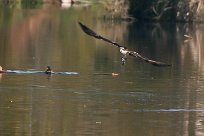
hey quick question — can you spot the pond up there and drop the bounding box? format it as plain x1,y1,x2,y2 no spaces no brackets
0,1,204,136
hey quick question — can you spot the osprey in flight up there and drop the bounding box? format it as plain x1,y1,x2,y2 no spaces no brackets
78,22,171,67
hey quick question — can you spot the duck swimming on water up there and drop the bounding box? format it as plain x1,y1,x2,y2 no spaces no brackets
0,66,6,73
45,66,53,74
78,22,171,67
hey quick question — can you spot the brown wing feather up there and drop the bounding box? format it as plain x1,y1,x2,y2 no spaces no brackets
79,22,171,67
129,51,171,67
78,22,125,48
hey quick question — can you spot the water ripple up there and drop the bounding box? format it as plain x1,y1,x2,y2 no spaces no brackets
134,109,204,112
5,70,79,75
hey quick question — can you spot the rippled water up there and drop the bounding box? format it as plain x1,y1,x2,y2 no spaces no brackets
0,1,204,136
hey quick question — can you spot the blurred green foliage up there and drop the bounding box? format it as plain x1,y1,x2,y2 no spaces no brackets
0,0,43,9
0,0,203,22
106,0,204,22
128,0,177,21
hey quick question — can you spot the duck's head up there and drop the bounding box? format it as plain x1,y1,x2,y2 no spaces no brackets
45,66,52,74
46,66,51,71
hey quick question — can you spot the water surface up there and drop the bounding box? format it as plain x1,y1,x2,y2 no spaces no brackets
0,2,204,136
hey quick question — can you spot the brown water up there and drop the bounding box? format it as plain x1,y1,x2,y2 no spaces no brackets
0,2,204,136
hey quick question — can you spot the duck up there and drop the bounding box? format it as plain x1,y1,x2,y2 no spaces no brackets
0,66,6,73
45,66,53,74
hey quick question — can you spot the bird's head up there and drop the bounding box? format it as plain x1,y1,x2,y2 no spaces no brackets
120,47,127,50
46,66,52,71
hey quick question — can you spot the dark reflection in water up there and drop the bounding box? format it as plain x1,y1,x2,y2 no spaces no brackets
0,2,204,136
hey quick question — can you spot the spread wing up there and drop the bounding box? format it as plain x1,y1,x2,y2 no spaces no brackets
78,22,125,48
79,22,171,67
128,51,171,67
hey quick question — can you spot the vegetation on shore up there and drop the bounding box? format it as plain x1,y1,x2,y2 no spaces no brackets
1,0,203,22
105,0,204,22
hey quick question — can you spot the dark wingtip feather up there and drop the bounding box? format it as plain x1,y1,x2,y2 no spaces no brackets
78,22,125,48
78,22,87,33
78,21,100,38
151,63,171,67
78,22,85,29
147,60,171,67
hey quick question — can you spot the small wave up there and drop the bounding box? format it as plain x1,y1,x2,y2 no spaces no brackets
54,72,79,75
32,85,47,88
134,109,204,112
5,70,79,75
6,70,43,74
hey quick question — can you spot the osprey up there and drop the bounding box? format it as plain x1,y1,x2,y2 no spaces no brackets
78,22,171,67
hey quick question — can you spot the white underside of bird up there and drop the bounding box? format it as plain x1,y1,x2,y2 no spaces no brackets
120,47,129,55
